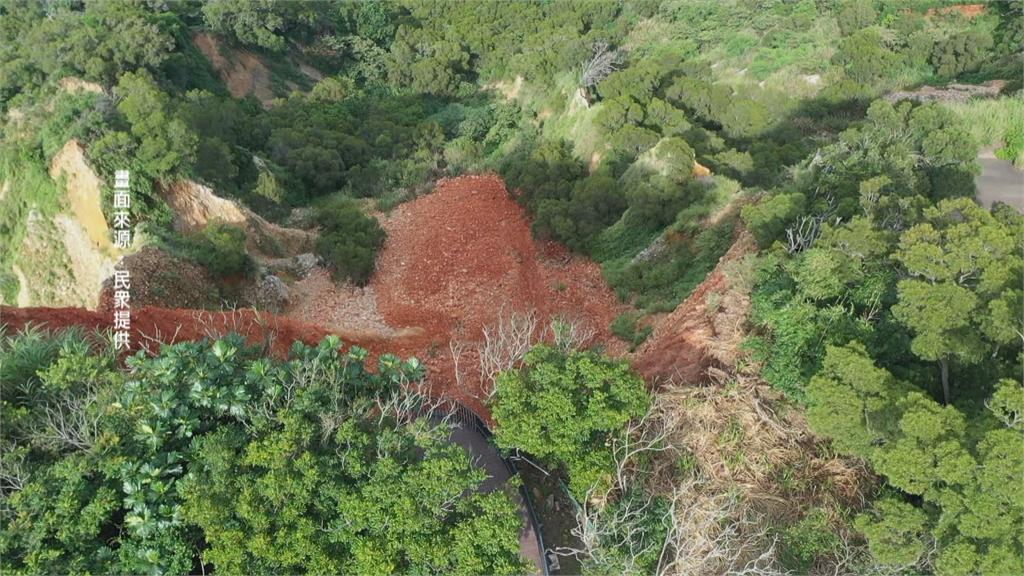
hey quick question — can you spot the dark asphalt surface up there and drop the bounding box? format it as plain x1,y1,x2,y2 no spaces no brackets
976,150,1024,211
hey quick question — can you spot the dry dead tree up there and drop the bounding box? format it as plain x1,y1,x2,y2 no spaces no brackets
374,376,450,431
35,393,101,451
656,481,784,576
0,446,28,494
611,397,679,493
545,314,597,353
137,324,183,356
785,192,838,253
551,388,814,576
553,485,669,575
449,339,468,391
579,41,622,104
188,304,280,356
458,308,598,401
549,399,680,575
478,306,538,394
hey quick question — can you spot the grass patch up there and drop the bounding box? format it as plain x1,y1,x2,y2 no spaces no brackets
603,214,738,313
0,148,64,303
610,311,653,350
589,210,662,263
946,96,1024,166
16,215,76,306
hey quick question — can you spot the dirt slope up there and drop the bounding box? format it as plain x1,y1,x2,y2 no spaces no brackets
372,174,626,349
286,174,628,413
49,139,113,251
7,175,757,413
13,139,117,309
193,32,276,106
5,175,629,415
633,228,756,384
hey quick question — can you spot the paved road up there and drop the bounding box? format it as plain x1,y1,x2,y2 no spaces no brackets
445,421,546,574
976,150,1024,211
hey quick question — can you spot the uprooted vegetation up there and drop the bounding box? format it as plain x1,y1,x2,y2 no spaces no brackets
549,375,875,576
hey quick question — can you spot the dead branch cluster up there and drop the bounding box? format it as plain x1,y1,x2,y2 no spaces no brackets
552,374,876,575
580,41,621,89
449,306,597,400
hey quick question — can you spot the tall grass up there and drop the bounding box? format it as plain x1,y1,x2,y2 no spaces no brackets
946,96,1024,166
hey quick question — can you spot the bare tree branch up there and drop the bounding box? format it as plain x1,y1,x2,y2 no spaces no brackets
478,306,539,395
580,41,621,89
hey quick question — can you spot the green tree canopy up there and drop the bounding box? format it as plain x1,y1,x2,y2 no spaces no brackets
0,331,527,575
491,344,651,497
892,198,1023,404
807,343,1024,575
314,196,387,285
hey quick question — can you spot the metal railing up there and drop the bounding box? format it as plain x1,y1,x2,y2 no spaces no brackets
442,401,551,576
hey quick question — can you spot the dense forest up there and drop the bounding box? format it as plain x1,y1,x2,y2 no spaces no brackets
1,0,1022,575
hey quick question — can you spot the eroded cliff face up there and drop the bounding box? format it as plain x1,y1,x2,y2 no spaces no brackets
632,228,757,385
50,139,112,250
12,140,118,309
160,179,315,257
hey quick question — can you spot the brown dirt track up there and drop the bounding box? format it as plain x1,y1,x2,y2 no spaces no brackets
0,305,341,358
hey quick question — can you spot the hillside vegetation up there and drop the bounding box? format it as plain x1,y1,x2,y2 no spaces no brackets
1,1,1022,575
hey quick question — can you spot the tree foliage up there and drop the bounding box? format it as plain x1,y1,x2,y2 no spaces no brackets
891,198,1023,404
807,344,1024,575
0,330,527,575
930,30,995,79
182,222,253,278
314,197,386,285
491,344,650,497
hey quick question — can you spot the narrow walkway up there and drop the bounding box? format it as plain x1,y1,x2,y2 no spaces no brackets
445,421,546,574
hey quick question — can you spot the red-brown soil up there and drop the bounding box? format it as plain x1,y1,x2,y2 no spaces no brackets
633,228,756,384
96,246,221,313
3,175,630,418
287,174,629,414
372,174,626,351
0,305,347,358
925,4,986,18
3,174,748,416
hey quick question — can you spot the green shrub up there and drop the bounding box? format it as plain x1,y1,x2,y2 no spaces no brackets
837,0,877,35
778,508,841,571
0,148,63,303
314,197,386,285
183,222,252,278
610,311,653,350
0,328,527,575
930,29,994,78
996,122,1024,167
741,192,806,247
605,214,738,313
443,136,485,175
492,344,651,498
